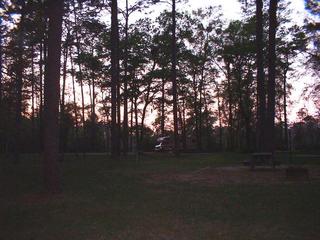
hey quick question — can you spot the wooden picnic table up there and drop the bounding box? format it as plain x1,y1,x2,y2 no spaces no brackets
244,152,280,169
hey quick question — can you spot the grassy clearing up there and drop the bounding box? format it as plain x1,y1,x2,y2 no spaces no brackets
0,152,319,240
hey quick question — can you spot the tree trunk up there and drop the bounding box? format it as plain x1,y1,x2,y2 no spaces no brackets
171,0,179,156
256,0,266,152
266,0,278,153
244,70,253,152
110,0,120,157
283,61,289,150
90,71,96,151
117,73,121,153
203,88,210,151
39,39,45,152
130,97,134,152
60,40,68,119
122,0,129,155
198,85,203,151
192,73,199,149
72,0,86,128
134,97,139,152
181,97,187,150
198,64,207,151
31,45,36,152
226,61,234,150
43,0,64,194
60,38,68,158
217,86,223,151
14,1,26,162
161,77,165,136
69,48,79,153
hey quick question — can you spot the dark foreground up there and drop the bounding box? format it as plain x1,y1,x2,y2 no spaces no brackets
1,152,320,240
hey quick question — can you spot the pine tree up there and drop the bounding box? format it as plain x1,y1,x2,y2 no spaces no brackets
43,0,64,193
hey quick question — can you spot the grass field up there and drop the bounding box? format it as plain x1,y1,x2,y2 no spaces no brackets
1,152,320,240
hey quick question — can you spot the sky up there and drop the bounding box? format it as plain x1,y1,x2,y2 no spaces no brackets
122,0,308,23
189,0,307,21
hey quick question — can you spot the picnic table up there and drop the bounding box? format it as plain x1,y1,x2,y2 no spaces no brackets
244,152,280,169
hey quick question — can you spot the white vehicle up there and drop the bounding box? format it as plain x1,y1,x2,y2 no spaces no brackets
154,136,172,151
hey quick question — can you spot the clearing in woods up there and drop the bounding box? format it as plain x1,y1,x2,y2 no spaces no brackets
1,152,320,240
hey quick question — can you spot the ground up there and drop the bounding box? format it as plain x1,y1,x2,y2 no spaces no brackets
147,165,320,186
0,152,320,240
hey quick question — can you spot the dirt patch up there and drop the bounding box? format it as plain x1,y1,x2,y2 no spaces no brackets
146,166,320,186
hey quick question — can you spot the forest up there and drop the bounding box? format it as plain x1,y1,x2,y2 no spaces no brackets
0,0,319,156
0,1,319,178
1,1,320,239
